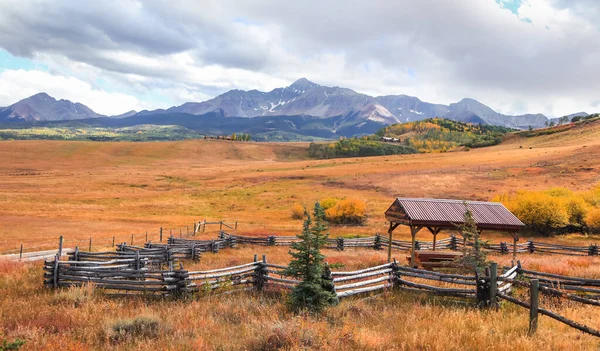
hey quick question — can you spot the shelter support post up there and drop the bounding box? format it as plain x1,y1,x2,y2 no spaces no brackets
512,235,519,262
387,222,400,262
427,227,441,251
410,226,423,267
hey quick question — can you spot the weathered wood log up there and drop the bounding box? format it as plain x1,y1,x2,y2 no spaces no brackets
497,292,600,338
332,268,393,283
334,276,391,291
396,278,475,295
336,283,391,298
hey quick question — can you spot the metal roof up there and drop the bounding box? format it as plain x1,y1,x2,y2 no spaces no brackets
385,198,525,231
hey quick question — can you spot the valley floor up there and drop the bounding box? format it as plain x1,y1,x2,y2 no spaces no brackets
0,125,600,350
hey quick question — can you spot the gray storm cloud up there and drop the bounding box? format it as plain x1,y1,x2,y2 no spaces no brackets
0,0,598,117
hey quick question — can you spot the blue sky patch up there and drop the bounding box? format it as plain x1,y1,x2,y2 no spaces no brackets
0,49,48,72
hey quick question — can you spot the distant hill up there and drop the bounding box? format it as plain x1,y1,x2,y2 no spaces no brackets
0,93,104,121
375,118,514,152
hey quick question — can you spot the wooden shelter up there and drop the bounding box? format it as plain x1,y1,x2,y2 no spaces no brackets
384,198,525,264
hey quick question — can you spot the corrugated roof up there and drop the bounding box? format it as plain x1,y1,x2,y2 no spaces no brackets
386,198,524,230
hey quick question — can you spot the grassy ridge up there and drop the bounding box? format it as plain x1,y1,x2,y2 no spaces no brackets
0,125,206,141
376,118,514,152
308,118,514,159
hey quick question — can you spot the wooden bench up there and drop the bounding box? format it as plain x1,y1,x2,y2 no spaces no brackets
406,250,463,269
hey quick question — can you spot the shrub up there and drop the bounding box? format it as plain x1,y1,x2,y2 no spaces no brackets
586,208,600,231
0,339,25,351
325,199,367,225
319,198,338,211
291,204,305,220
495,191,568,236
107,316,162,343
565,197,589,226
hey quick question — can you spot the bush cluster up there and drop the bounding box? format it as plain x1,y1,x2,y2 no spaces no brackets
493,184,600,235
321,198,367,225
308,139,416,159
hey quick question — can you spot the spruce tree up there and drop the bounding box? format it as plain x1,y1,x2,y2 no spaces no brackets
456,202,488,273
285,202,338,312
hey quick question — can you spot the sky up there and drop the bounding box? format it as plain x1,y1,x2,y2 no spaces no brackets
0,0,599,117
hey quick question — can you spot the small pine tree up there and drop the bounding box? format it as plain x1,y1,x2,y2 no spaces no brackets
456,203,488,273
285,202,338,312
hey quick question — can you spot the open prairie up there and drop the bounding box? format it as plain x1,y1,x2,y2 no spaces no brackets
1,121,600,350
1,120,600,252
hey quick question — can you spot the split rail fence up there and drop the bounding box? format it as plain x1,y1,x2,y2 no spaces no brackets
219,231,599,256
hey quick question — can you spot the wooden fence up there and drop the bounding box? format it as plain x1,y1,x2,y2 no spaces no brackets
218,231,599,257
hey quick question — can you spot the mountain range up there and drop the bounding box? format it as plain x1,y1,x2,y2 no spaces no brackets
0,78,588,139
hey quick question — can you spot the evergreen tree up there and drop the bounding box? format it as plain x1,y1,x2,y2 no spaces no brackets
285,202,338,312
456,203,488,273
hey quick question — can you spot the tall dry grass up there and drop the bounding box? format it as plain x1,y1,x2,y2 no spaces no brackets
1,249,600,350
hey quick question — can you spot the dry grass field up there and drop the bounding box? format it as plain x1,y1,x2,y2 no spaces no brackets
1,120,600,350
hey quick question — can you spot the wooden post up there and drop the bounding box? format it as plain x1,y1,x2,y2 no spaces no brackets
220,221,223,231
253,254,258,262
19,244,23,260
409,226,422,267
135,251,141,270
180,228,182,239
529,279,539,335
262,254,266,263
112,236,115,247
387,223,394,263
52,254,60,288
131,233,134,245
89,237,92,252
489,262,498,308
235,221,238,230
160,227,163,242
513,237,518,261
58,236,63,258
186,226,189,236
145,231,148,243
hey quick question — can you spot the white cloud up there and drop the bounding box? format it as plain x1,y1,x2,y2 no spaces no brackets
0,0,599,117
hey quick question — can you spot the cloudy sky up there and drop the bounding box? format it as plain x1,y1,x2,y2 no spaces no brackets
0,0,598,117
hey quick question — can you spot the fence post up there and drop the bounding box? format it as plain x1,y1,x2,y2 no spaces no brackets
58,236,63,258
489,262,498,308
390,258,400,289
179,229,182,239
131,233,134,245
89,237,92,252
528,240,535,254
73,246,79,261
374,233,382,250
450,235,458,251
52,254,60,288
19,244,23,260
220,221,223,231
414,240,421,251
146,231,148,243
500,242,508,255
160,227,163,242
135,251,141,270
112,236,115,247
337,237,345,251
235,221,238,230
589,244,598,256
268,236,276,246
187,226,189,236
529,279,539,335
475,270,488,308
254,254,258,262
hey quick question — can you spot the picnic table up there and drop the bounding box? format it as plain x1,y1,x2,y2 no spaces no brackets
406,250,463,269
